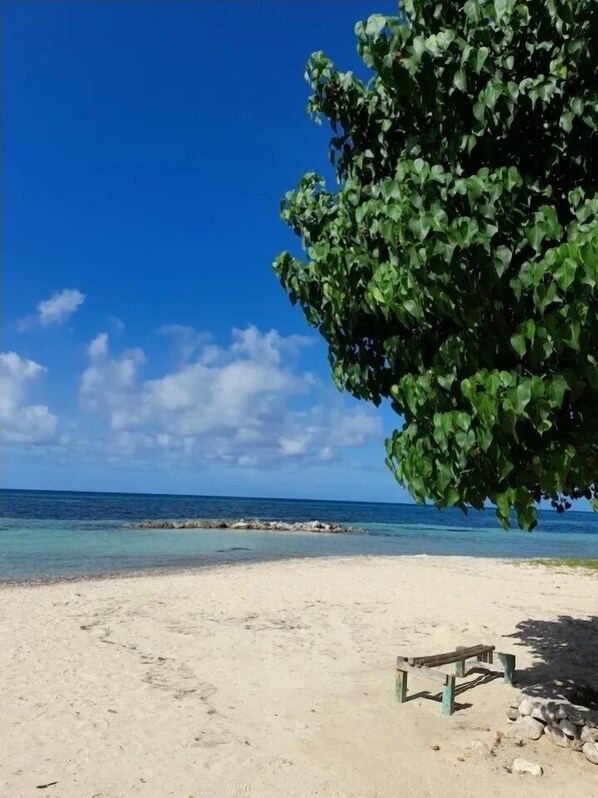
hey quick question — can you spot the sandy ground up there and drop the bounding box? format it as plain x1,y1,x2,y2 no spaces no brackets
2,556,598,797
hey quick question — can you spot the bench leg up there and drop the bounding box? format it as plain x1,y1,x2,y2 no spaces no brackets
454,646,465,677
396,669,408,703
498,653,515,685
442,675,455,716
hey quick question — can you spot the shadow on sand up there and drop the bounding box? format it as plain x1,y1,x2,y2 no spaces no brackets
406,669,503,713
506,615,598,708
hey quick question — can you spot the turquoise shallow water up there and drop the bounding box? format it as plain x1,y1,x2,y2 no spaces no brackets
2,489,597,582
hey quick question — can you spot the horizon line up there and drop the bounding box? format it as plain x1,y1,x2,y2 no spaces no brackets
1,486,595,515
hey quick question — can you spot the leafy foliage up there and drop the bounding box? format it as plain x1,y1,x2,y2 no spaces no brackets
274,0,598,530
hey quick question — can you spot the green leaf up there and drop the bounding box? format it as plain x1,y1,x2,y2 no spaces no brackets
560,111,574,132
445,488,460,507
437,373,456,391
510,333,526,358
474,47,489,74
365,14,387,38
506,81,519,101
522,319,536,341
455,412,472,432
403,299,422,319
453,69,467,92
564,321,580,350
477,427,493,452
412,35,426,62
460,377,475,401
496,493,511,520
515,382,532,412
456,428,475,449
494,0,508,23
518,506,538,532
554,257,577,290
409,215,431,240
473,101,485,123
547,376,568,408
494,245,512,277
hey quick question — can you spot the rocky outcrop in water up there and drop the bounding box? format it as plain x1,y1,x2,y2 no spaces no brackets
135,518,363,534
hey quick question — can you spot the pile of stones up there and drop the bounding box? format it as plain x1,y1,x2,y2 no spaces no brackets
507,693,598,766
136,518,363,534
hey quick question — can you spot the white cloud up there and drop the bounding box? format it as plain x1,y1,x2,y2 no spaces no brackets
87,332,109,359
0,352,58,443
327,408,382,447
79,325,381,468
159,325,212,362
107,315,126,334
19,288,85,330
81,333,145,420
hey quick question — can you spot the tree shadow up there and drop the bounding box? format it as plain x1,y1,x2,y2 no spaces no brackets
405,670,502,713
506,615,598,708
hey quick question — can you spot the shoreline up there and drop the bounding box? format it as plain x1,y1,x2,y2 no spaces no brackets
2,552,596,589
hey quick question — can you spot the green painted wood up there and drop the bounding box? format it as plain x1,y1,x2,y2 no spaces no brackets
442,675,455,716
396,669,408,703
498,653,515,685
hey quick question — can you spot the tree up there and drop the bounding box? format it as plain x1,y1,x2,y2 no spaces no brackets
274,0,598,530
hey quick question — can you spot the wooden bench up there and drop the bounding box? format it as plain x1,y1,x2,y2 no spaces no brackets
396,644,515,716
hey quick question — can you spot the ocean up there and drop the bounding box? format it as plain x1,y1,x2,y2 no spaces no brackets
2,489,597,582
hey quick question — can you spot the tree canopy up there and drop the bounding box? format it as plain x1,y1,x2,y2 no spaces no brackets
274,0,598,530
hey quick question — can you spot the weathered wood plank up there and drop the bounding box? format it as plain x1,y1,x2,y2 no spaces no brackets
396,661,451,684
404,644,495,668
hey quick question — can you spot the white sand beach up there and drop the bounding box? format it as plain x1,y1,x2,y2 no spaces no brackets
2,556,597,797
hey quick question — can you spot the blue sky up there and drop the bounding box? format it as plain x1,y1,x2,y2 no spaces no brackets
3,0,412,501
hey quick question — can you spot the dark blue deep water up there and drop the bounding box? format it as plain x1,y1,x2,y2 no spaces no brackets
2,489,597,582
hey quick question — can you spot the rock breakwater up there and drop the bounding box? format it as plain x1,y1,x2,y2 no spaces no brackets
135,519,364,534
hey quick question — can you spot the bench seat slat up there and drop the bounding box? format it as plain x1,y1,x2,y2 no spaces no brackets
398,644,495,668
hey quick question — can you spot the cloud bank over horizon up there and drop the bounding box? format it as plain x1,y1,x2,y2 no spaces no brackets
3,294,384,485
78,325,382,469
